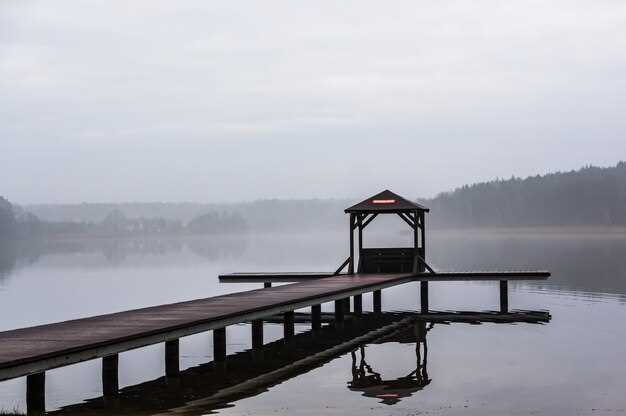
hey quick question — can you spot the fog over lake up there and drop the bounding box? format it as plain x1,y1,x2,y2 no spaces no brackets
3,1,626,203
1,229,625,414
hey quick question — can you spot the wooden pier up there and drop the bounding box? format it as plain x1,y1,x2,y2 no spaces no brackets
0,190,551,414
0,274,410,380
0,272,548,414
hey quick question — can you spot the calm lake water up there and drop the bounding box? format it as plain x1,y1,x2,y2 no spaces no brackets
1,229,626,415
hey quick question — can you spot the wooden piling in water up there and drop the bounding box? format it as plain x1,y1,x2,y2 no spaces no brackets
311,304,322,330
26,372,45,416
420,282,429,313
251,319,264,361
252,319,263,349
373,290,382,313
165,339,179,377
353,294,363,315
334,299,345,323
102,354,119,396
213,328,226,363
500,280,509,312
284,311,295,339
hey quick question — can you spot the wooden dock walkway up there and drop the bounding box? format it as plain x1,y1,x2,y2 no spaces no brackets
0,273,413,383
0,270,549,414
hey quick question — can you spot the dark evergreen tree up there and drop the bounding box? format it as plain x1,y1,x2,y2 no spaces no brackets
0,197,17,239
423,162,626,227
187,211,248,234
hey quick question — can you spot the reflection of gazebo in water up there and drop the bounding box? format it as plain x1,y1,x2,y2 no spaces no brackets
348,321,432,405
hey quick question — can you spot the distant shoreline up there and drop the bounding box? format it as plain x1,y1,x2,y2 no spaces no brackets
14,225,626,242
431,225,626,237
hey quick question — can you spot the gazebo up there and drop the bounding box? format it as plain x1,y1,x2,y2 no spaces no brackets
220,189,549,315
337,190,432,275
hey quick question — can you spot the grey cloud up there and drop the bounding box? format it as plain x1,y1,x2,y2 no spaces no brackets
1,0,626,203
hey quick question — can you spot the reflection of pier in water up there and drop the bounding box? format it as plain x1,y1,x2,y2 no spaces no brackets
48,310,550,415
347,310,552,405
348,321,432,406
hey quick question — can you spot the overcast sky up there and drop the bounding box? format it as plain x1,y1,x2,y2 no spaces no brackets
2,1,626,204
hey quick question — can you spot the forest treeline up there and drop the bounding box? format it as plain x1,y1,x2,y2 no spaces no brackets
2,162,626,239
423,162,626,227
24,199,348,234
0,202,248,239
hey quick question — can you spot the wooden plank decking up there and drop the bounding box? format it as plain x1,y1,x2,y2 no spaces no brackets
0,273,413,381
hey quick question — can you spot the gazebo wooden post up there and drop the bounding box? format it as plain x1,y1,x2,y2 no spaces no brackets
357,214,363,274
348,213,355,274
358,214,363,251
420,212,426,261
353,214,364,314
411,210,419,274
413,210,419,251
418,211,428,313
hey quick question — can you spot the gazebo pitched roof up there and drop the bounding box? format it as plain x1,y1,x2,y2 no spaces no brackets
344,190,429,214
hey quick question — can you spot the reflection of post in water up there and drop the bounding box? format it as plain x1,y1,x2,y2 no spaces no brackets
414,321,430,385
348,320,433,405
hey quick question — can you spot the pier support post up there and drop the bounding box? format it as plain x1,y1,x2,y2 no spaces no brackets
251,319,264,361
344,297,351,314
165,339,180,377
311,304,322,330
353,294,362,315
373,290,382,313
214,327,227,363
420,282,429,313
284,311,295,340
500,280,509,313
252,319,263,349
264,282,272,288
334,299,345,323
26,372,45,416
102,354,119,396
